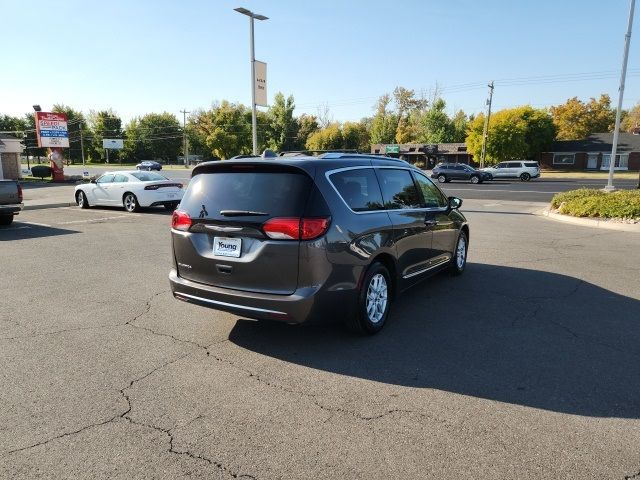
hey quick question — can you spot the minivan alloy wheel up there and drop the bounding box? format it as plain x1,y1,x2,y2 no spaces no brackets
456,235,467,269
520,172,531,181
366,273,388,324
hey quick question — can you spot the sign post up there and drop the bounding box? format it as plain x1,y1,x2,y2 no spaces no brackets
254,60,268,107
35,112,69,182
385,145,400,154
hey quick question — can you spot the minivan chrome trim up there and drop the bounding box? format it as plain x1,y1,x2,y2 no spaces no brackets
174,291,288,316
325,166,449,216
402,257,451,279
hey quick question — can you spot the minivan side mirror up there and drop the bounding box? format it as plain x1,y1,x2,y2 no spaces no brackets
448,196,462,209
90,179,97,184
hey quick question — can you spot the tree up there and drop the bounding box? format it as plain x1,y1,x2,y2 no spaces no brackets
0,115,27,132
622,101,640,132
122,112,182,162
466,106,555,165
550,94,616,140
52,104,85,164
416,97,454,143
450,110,469,143
267,93,298,152
370,94,397,144
305,123,343,151
295,114,319,150
342,121,370,151
392,86,427,143
188,101,252,159
88,110,122,162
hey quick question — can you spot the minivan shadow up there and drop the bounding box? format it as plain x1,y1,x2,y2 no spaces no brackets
229,263,640,419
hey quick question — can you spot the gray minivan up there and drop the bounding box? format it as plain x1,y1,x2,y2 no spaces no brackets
170,154,469,334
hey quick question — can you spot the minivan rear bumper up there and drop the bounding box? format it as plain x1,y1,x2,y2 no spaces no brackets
169,269,350,324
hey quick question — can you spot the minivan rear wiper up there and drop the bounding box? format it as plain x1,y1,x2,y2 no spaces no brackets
219,210,269,217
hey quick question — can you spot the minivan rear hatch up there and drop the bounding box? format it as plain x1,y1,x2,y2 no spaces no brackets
172,163,314,295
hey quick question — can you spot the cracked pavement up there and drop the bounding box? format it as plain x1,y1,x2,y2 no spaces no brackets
1,200,639,479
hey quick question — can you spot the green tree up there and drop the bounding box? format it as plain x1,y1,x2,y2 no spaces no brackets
189,101,252,159
266,93,298,152
342,121,370,151
466,106,555,165
550,94,616,140
295,114,319,150
416,97,453,143
450,109,469,143
0,115,27,132
52,104,85,164
88,110,122,162
122,112,182,162
370,94,397,144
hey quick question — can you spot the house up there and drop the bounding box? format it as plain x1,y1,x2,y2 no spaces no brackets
540,132,640,171
370,143,474,168
0,133,25,180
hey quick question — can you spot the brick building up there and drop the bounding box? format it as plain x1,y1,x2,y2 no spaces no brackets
540,132,640,171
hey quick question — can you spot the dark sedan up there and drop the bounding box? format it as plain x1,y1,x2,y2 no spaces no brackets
136,160,163,171
430,163,492,184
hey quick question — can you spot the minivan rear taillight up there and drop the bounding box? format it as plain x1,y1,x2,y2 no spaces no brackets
171,210,191,231
263,217,330,240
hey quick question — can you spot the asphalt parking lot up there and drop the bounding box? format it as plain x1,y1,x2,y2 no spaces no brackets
1,200,639,479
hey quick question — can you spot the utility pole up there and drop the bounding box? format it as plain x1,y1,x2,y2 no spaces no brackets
180,109,190,167
479,81,494,169
79,122,85,169
606,0,635,191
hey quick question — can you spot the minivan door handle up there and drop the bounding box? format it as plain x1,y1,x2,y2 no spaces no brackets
204,225,243,233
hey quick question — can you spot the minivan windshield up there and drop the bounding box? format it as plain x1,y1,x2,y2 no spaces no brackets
181,171,312,220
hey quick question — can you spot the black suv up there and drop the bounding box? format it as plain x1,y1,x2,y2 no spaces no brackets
170,154,469,334
431,163,492,184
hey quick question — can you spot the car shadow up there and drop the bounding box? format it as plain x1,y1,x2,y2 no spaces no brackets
228,263,640,419
0,222,79,241
79,206,174,216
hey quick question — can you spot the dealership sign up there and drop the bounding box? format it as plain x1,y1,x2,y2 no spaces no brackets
35,112,69,148
102,139,124,149
254,60,267,107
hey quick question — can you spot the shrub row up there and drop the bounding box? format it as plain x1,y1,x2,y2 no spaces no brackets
550,188,640,219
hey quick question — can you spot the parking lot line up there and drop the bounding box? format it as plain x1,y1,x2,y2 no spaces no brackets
58,216,130,225
446,188,561,194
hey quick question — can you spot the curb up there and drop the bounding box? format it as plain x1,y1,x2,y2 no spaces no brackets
541,209,640,233
24,202,75,211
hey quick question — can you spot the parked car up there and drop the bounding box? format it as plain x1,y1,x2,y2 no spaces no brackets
482,161,540,181
0,180,23,226
430,163,492,184
136,161,163,171
169,153,469,335
75,171,183,212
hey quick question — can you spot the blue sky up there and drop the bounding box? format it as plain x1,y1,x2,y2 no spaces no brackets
2,0,639,124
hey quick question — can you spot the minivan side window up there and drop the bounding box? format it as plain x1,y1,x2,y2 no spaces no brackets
376,169,421,210
524,162,538,168
329,168,384,212
413,172,448,208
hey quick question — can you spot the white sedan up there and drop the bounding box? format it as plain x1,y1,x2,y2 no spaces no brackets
74,170,184,213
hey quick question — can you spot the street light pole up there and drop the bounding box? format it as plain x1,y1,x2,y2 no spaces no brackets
234,7,268,156
479,81,494,170
605,0,635,191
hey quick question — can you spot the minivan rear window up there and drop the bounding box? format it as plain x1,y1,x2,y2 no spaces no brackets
181,171,312,220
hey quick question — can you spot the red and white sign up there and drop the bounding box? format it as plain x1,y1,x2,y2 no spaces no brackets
35,112,69,148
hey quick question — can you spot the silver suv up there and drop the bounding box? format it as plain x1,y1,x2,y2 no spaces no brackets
482,161,540,181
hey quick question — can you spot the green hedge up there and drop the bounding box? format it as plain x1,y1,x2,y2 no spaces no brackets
550,188,640,219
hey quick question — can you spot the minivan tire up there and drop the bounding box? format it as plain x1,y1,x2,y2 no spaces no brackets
346,262,391,335
437,174,447,183
520,172,531,182
0,215,13,226
449,231,468,276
